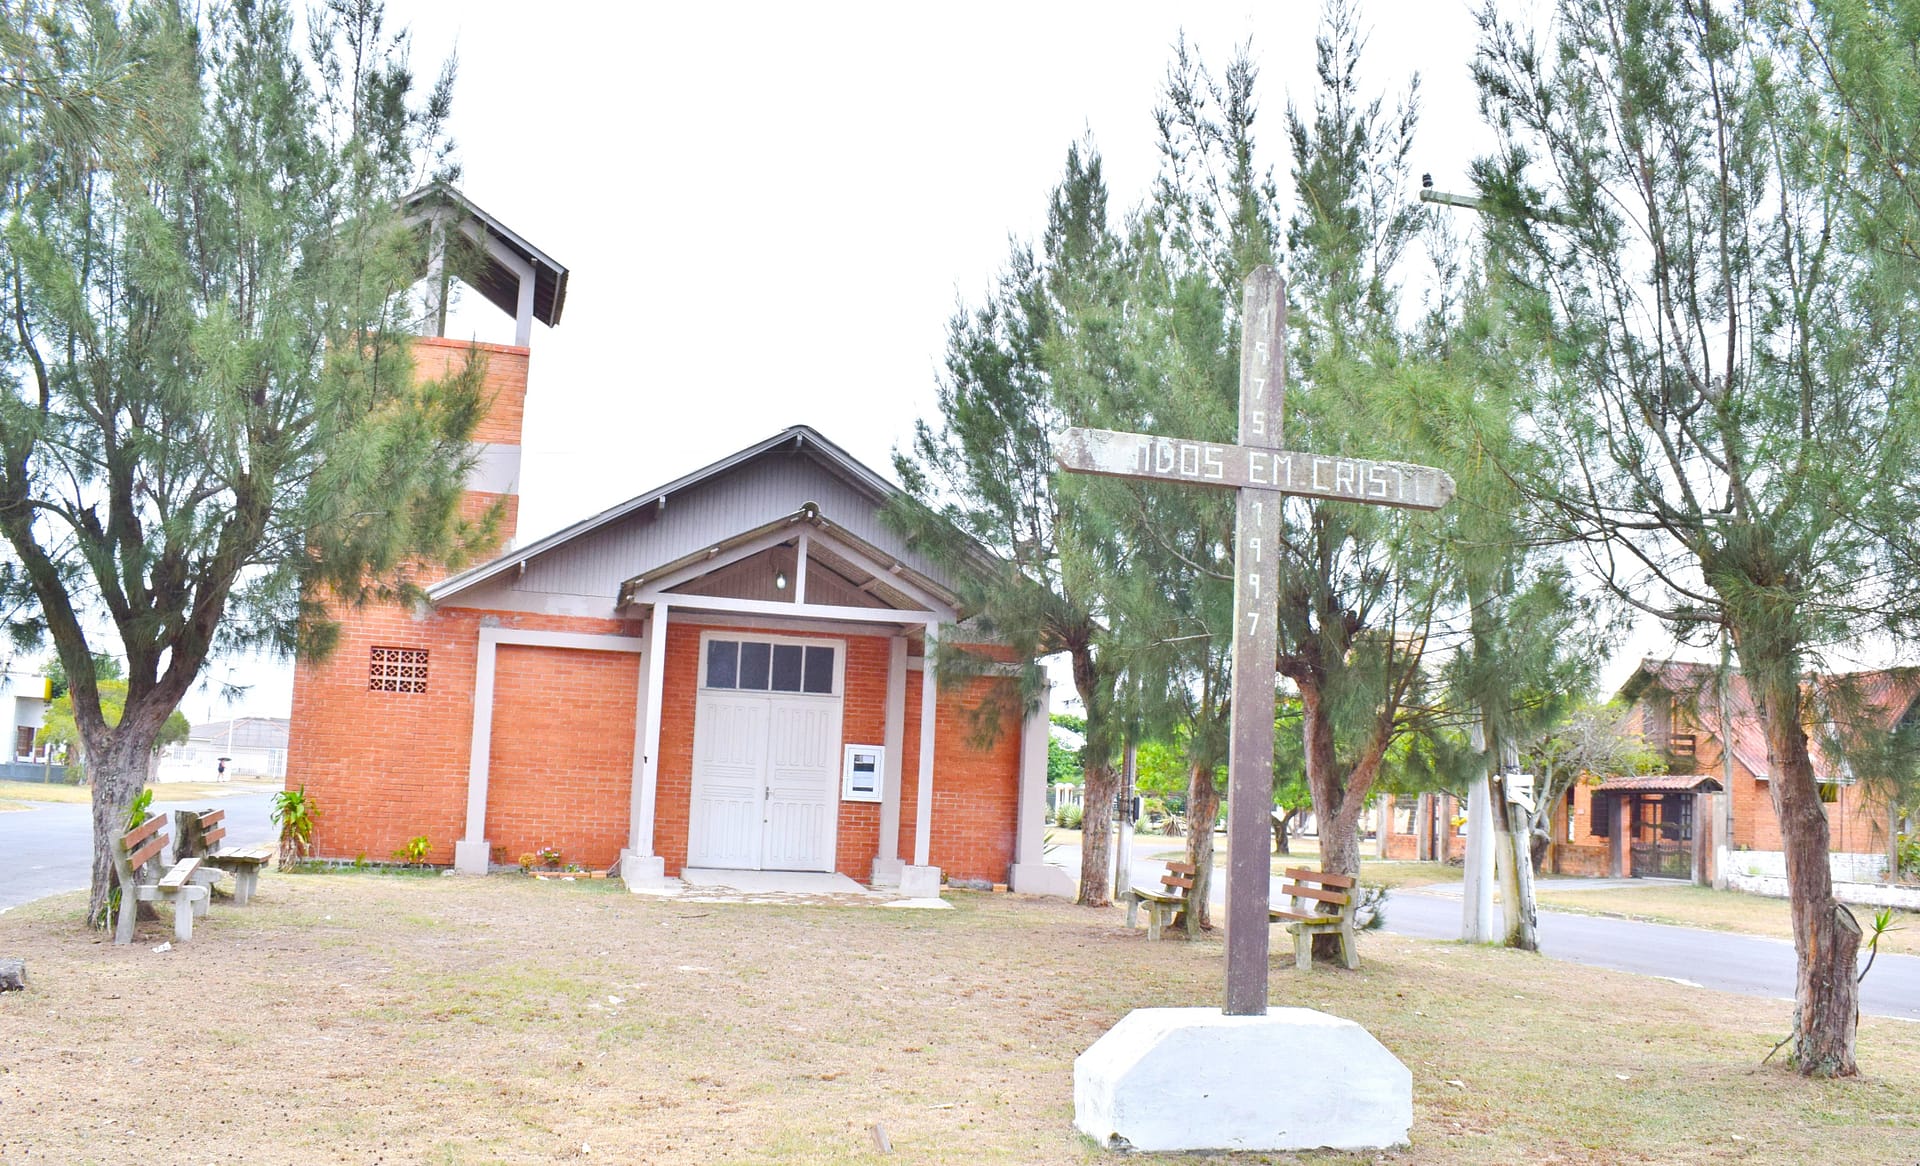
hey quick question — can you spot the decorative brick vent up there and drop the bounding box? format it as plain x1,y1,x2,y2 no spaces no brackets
369,646,429,694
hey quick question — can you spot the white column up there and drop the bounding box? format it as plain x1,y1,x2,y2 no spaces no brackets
453,632,499,874
901,621,942,898
1011,680,1073,897
1462,775,1497,942
623,604,671,888
872,633,908,886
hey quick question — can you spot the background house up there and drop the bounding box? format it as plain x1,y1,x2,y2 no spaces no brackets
155,717,289,784
1547,659,1898,880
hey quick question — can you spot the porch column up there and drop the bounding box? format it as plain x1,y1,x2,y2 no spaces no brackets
622,603,671,888
453,631,500,874
1413,792,1433,862
901,621,942,898
1610,794,1630,878
872,634,908,887
1011,680,1072,897
1376,794,1394,859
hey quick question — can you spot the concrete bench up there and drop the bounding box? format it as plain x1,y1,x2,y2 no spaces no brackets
1269,867,1359,971
111,816,208,945
177,808,273,905
1119,860,1195,941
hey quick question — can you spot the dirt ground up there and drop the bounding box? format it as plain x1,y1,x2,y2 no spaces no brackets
2,872,1917,1165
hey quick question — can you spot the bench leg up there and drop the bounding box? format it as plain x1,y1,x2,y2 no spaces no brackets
173,894,194,943
1146,902,1163,942
1125,895,1139,929
1294,922,1312,972
115,888,136,945
1341,918,1360,970
234,869,255,906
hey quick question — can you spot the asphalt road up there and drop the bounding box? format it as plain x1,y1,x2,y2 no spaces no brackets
0,791,276,913
1058,844,1920,1022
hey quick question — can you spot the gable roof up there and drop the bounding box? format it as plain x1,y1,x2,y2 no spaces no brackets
1616,656,1920,782
403,183,569,327
429,425,979,605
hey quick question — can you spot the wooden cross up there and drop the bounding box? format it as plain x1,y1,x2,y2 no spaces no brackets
1055,265,1455,1015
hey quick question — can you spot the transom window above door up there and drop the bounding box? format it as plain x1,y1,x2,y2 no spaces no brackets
704,638,836,695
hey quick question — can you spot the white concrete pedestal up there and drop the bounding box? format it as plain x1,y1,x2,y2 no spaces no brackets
1009,861,1075,898
1074,1007,1411,1152
453,839,492,875
619,851,667,891
870,856,904,888
899,864,942,899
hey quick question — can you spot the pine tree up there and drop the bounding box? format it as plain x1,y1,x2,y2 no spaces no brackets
891,142,1132,906
1473,0,1920,1075
0,0,490,926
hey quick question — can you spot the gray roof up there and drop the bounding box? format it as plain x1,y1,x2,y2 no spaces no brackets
190,717,290,752
403,183,568,327
430,425,983,605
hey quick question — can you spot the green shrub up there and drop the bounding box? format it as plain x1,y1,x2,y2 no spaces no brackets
1056,804,1084,830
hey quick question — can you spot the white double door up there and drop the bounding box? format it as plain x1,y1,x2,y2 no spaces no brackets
689,689,842,871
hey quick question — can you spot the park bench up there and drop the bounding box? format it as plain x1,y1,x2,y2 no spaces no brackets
110,816,209,945
1269,867,1360,972
1119,860,1196,941
175,808,274,906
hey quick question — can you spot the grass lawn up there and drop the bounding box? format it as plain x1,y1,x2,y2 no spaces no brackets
1533,882,1920,958
3,874,1916,1163
0,775,279,812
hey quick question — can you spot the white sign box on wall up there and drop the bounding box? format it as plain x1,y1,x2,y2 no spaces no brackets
842,745,884,802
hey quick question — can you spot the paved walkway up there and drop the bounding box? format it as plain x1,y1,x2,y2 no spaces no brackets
1055,846,1920,1021
0,791,276,913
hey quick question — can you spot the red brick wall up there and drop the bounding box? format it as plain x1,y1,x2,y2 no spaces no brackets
413,336,529,446
287,607,637,867
294,611,1023,883
655,624,1019,884
483,643,639,870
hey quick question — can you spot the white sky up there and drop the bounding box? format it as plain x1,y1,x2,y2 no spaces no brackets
201,0,1674,721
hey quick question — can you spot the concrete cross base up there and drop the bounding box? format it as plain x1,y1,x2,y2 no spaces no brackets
619,852,667,890
1074,1007,1411,1153
1008,861,1075,898
452,839,492,876
899,864,942,899
870,856,904,888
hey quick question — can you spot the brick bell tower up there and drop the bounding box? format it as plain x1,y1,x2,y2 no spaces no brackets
283,185,568,865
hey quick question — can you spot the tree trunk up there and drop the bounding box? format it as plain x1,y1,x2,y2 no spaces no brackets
1181,764,1221,935
1272,806,1298,855
86,737,153,928
1753,674,1860,1077
1491,775,1538,952
1077,759,1117,907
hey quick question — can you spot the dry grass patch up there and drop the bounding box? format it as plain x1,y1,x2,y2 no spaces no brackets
0,776,278,809
2,873,1917,1164
1534,882,1920,957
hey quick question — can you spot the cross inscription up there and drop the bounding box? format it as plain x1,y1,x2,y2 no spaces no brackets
1056,265,1455,1015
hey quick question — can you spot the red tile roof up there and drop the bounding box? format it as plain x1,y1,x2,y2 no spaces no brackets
1594,773,1724,793
1616,658,1920,783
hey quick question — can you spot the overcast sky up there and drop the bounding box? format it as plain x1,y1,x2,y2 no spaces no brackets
209,0,1609,720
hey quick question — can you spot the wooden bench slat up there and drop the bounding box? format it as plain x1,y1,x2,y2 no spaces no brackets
123,816,166,848
126,835,168,871
1161,875,1194,890
1165,862,1197,875
1281,884,1350,906
156,858,202,890
1284,867,1354,888
203,826,227,847
199,809,226,826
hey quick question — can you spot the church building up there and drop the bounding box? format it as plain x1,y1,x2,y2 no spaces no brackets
285,188,1071,899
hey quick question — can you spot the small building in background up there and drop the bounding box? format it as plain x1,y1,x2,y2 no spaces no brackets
156,716,290,783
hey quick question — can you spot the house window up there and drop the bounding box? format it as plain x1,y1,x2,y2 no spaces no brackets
14,725,34,758
703,638,835,695
370,646,429,694
1590,791,1612,838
